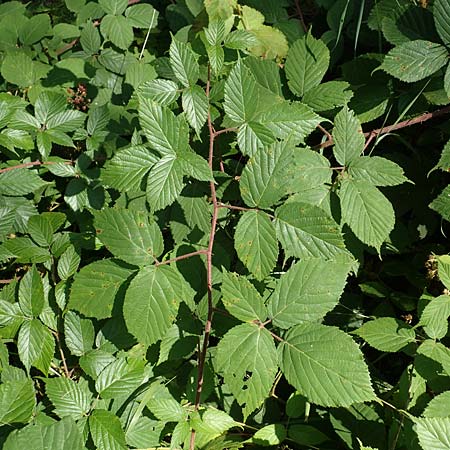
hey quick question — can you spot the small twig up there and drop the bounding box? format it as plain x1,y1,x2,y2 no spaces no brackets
268,329,284,343
139,8,157,60
317,124,332,141
213,127,238,137
52,331,71,378
294,0,308,32
155,249,208,266
316,105,450,150
0,279,14,284
0,160,73,174
217,203,257,213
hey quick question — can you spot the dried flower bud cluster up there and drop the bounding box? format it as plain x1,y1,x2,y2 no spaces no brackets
67,83,90,111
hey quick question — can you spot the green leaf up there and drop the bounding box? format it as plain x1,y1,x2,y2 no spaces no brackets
237,121,275,157
179,150,213,181
57,245,81,281
248,424,287,446
2,237,51,264
225,29,259,49
146,156,185,211
178,186,211,233
95,358,145,399
348,156,409,186
234,211,278,281
240,140,294,208
19,14,51,45
17,319,55,374
437,255,450,290
216,323,278,419
191,408,236,446
288,424,328,446
433,139,450,173
169,38,199,87
138,79,180,106
434,0,450,46
339,179,395,251
332,106,364,166
146,382,186,422
3,417,84,450
64,310,95,356
28,215,53,247
1,52,39,88
414,417,450,450
302,81,353,112
205,0,237,20
95,208,163,265
355,317,416,352
89,409,127,450
279,323,375,407
80,21,101,55
380,40,448,83
45,377,92,419
100,14,134,50
125,3,159,28
350,84,390,124
123,265,188,345
0,378,35,424
0,168,49,196
139,99,187,156
285,33,330,97
224,60,259,124
182,85,208,134
420,295,450,340
424,391,450,418
79,349,115,380
69,259,135,319
430,185,450,222
268,258,351,328
18,265,45,317
274,202,347,260
98,0,127,15
102,145,158,192
417,339,450,376
221,271,267,322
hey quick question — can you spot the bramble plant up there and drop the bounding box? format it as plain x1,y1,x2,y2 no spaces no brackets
2,0,450,449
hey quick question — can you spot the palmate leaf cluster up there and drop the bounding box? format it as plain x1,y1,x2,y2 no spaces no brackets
1,0,450,449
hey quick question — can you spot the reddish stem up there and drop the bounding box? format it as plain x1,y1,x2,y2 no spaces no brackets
155,249,208,266
189,66,220,450
0,160,73,174
294,0,308,32
316,105,450,150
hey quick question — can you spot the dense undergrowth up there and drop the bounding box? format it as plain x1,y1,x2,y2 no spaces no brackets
1,0,450,449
